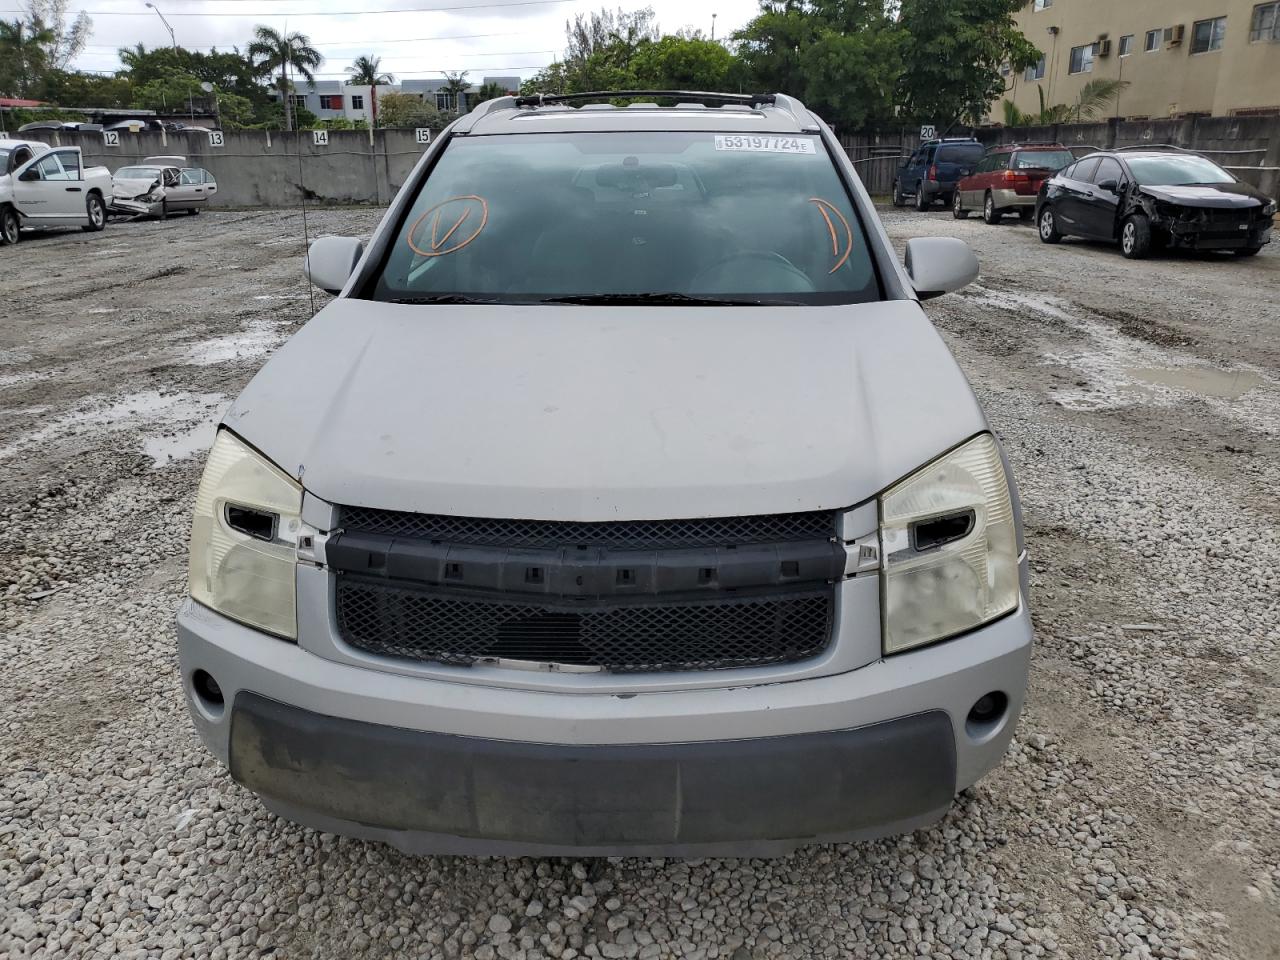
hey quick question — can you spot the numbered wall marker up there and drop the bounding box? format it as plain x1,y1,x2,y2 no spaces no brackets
208,131,225,147
313,130,329,146
415,128,432,146
920,125,937,141
103,131,121,147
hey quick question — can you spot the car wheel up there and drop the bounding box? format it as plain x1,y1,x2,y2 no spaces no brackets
1018,208,1033,222
952,191,969,219
892,180,906,207
983,192,1002,225
81,193,106,233
0,205,18,246
1232,245,1262,257
914,184,930,212
1038,206,1062,244
160,200,169,220
1121,215,1152,259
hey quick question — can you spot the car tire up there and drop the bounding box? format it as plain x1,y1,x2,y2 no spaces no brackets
952,191,969,219
1018,208,1033,222
983,192,1002,225
1038,205,1062,244
160,200,169,220
1232,245,1262,257
187,207,199,216
0,205,18,246
1121,215,1152,259
914,183,930,212
892,181,906,207
81,193,106,233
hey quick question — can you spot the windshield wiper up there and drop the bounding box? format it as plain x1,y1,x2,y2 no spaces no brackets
541,292,797,306
389,294,503,305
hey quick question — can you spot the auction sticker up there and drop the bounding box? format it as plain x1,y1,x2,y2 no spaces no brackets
714,135,816,155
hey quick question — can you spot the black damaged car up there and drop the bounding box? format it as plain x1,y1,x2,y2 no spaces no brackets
1035,150,1275,259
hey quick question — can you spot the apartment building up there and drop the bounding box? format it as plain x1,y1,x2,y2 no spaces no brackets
996,0,1280,120
273,76,522,123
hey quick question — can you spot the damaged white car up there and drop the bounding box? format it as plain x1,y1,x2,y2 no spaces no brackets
110,156,218,218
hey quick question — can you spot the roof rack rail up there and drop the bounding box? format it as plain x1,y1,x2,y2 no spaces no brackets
511,90,777,108
1113,143,1194,153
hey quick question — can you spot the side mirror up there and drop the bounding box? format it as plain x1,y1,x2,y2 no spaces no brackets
304,236,364,296
1097,178,1119,193
904,237,979,301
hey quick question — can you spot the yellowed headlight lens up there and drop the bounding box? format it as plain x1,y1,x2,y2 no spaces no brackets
188,430,302,639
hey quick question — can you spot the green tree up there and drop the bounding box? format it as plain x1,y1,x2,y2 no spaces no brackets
131,70,203,114
632,35,734,89
32,68,132,107
345,54,393,127
439,70,471,114
475,80,508,103
247,25,323,131
1002,78,1128,126
376,91,442,128
896,0,1040,127
0,18,56,97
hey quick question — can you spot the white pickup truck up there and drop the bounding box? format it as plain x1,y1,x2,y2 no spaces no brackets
0,139,112,245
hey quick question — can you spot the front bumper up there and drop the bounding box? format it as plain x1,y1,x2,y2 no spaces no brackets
1164,217,1272,250
177,596,1033,855
109,196,162,216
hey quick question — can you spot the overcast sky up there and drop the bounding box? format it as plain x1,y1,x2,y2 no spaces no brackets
24,0,760,83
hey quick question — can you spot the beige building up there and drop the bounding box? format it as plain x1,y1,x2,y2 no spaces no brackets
994,0,1280,121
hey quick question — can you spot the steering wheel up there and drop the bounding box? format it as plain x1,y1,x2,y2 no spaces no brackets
688,250,815,296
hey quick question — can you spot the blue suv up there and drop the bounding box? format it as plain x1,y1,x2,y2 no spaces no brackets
893,139,986,211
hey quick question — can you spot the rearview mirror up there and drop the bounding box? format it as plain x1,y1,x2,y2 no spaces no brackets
1097,178,1119,193
903,237,979,300
304,236,364,296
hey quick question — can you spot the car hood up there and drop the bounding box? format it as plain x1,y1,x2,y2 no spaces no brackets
112,177,160,199
224,299,988,521
1138,182,1269,209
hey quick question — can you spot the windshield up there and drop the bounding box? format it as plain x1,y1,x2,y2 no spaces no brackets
1125,156,1234,186
936,144,984,164
1012,150,1074,171
368,131,881,305
116,166,162,179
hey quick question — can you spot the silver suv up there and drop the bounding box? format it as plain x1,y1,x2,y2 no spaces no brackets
177,91,1032,856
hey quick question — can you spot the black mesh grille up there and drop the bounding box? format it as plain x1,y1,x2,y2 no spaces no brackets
339,506,835,550
336,578,834,672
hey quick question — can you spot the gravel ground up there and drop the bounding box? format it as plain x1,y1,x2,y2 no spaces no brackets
1,207,1277,960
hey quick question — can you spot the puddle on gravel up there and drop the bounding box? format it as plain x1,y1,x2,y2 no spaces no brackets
0,390,227,466
964,285,1076,322
181,319,291,366
1126,366,1265,400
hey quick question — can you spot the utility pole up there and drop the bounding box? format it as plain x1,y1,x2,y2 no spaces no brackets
145,2,194,125
711,13,717,41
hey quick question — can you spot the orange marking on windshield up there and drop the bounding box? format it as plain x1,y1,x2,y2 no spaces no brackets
808,198,853,274
407,195,489,258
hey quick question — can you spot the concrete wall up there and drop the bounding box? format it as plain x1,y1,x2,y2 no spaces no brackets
17,128,431,207
1000,0,1280,120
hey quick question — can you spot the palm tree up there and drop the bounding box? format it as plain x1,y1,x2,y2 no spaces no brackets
345,54,393,128
1002,79,1128,127
247,25,323,131
0,18,56,97
439,70,471,115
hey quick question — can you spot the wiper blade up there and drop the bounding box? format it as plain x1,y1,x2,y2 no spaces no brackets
541,292,795,306
389,294,502,305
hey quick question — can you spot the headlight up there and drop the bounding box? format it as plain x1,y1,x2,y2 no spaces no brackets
879,433,1019,654
1264,201,1277,218
188,430,302,638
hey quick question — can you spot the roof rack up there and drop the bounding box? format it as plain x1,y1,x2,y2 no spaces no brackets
511,90,777,108
1113,143,1194,153
1002,141,1068,148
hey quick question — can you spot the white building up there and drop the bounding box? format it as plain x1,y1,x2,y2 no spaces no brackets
271,76,523,123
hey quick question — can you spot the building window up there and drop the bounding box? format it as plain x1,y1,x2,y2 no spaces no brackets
1033,0,1053,9
318,95,344,110
1250,2,1280,41
1024,55,1047,81
1118,34,1134,56
1145,29,1161,51
435,93,455,111
1191,16,1227,53
289,95,307,109
1068,43,1097,74
351,95,364,109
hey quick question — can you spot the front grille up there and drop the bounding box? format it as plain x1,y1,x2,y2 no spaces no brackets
339,506,835,550
336,577,834,672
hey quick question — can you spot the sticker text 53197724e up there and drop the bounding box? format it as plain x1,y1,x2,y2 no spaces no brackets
714,135,817,155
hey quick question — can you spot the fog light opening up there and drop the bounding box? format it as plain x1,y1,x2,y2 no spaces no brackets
192,669,225,712
965,690,1009,739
